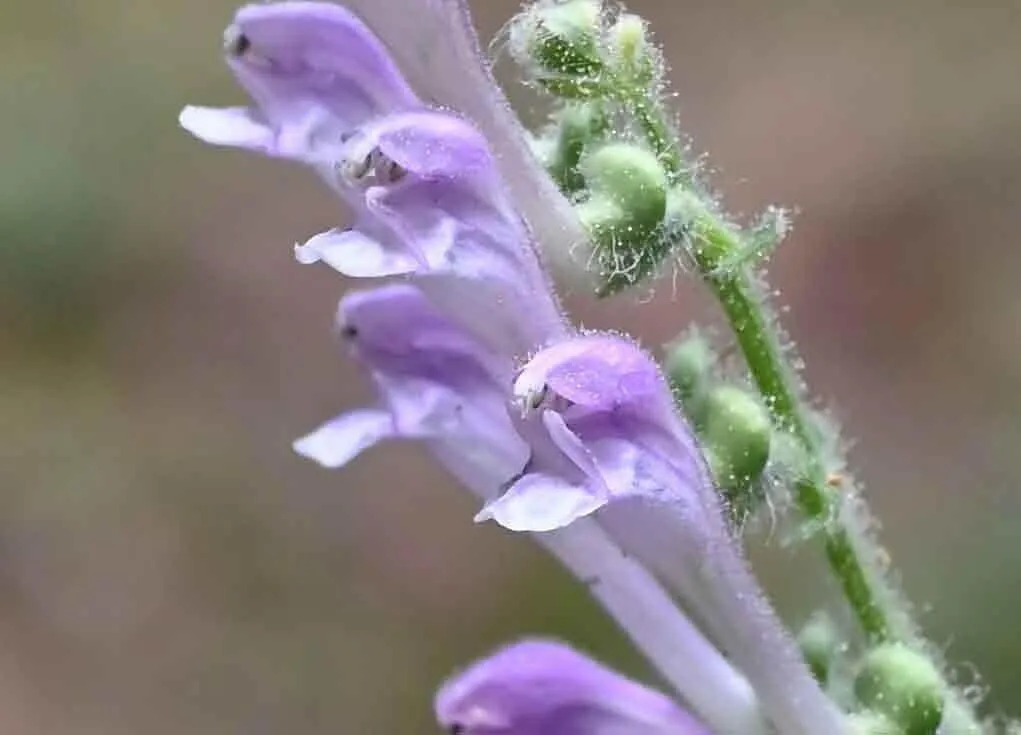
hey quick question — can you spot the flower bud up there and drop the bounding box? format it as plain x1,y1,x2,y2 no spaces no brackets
700,385,771,495
797,612,841,685
539,103,609,192
607,13,656,87
574,142,670,293
581,142,668,228
662,331,717,419
575,196,627,247
511,0,605,97
855,643,945,735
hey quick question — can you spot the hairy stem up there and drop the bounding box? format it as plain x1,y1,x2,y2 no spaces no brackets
626,84,895,641
708,266,890,641
620,90,685,181
630,96,986,731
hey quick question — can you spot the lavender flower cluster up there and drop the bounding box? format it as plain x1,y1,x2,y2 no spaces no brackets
179,2,971,734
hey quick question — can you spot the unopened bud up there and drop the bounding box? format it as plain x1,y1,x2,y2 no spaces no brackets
607,13,656,87
855,643,945,735
541,103,608,192
511,0,605,97
701,385,771,495
797,612,841,685
574,142,670,293
663,330,717,413
575,196,626,245
581,142,668,227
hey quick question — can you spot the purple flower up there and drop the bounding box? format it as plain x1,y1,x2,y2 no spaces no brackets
476,334,846,735
332,0,591,279
180,6,845,733
435,640,711,735
179,2,417,169
476,334,709,533
293,282,530,498
179,2,565,356
291,108,566,356
293,286,769,734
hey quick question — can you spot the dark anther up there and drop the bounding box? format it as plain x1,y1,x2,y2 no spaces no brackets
447,724,465,735
383,159,407,184
224,26,251,56
340,324,359,340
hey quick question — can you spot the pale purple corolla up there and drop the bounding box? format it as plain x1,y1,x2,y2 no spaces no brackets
180,2,417,181
296,282,765,735
483,334,847,735
435,640,711,735
179,2,564,356
477,334,708,533
179,0,586,276
293,107,566,355
179,3,847,734
293,282,530,499
326,0,591,276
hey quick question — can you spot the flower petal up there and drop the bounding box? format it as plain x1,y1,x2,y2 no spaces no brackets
178,106,274,152
475,472,605,532
342,0,593,287
357,110,495,180
227,2,417,130
516,335,659,410
294,227,418,277
293,408,395,468
541,410,603,485
181,3,420,167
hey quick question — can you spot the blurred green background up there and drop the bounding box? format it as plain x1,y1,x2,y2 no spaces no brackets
2,0,1020,732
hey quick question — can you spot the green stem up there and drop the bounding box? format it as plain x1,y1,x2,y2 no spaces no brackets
709,266,891,642
633,72,989,722
688,188,987,735
606,57,900,640
613,85,692,186
625,88,894,642
628,93,684,178
532,40,987,728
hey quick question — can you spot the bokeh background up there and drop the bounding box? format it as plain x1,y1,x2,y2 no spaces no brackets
3,0,1020,732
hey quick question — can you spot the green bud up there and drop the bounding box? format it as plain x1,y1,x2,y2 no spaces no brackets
701,385,771,494
855,643,945,735
542,103,609,192
576,142,669,293
580,143,668,229
663,330,717,413
511,0,605,90
847,711,904,735
607,13,657,87
797,612,841,685
575,196,627,252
